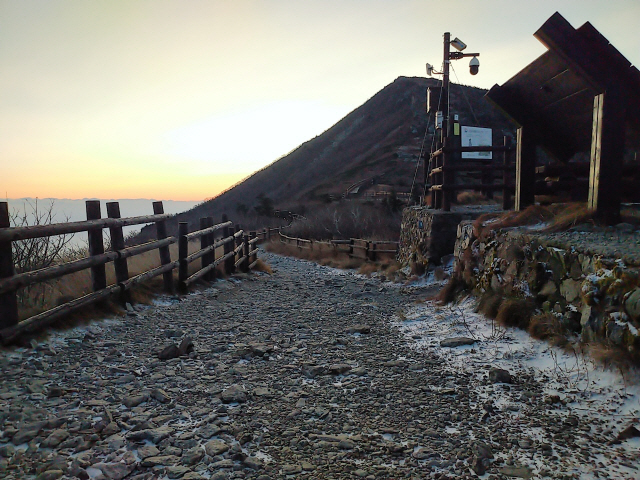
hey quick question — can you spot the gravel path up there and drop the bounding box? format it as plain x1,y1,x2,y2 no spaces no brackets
0,252,635,479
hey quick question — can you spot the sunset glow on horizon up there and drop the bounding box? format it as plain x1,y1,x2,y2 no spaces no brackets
2,1,639,201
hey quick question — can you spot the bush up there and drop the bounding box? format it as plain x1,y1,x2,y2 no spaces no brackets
284,202,401,241
9,199,75,308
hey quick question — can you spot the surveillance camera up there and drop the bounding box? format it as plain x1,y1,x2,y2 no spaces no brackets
469,56,479,75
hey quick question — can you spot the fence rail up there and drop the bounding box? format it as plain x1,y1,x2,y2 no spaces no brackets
278,233,398,261
0,201,260,343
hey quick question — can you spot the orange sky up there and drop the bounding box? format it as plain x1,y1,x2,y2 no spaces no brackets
2,1,639,201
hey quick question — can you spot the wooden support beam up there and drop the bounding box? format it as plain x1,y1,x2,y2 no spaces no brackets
515,127,536,211
106,202,130,302
199,217,210,280
178,222,189,293
206,217,215,281
222,215,234,275
502,136,513,210
0,203,18,329
86,200,107,292
588,90,625,224
153,201,174,292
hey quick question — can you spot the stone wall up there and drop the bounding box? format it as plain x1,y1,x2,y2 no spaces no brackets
453,223,640,352
399,206,498,267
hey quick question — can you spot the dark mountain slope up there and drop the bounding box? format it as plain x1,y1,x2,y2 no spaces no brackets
139,76,513,239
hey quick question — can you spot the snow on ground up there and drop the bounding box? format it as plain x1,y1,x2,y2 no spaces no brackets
394,292,640,479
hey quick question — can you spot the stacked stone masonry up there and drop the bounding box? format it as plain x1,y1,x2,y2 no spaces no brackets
399,206,499,267
453,221,640,351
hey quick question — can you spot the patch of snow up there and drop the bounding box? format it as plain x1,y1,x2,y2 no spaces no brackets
393,295,640,479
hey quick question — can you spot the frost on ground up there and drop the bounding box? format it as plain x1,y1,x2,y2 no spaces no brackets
394,294,640,479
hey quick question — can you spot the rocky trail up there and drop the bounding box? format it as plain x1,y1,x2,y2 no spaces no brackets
0,252,638,480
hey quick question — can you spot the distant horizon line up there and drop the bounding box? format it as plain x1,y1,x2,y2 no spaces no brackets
3,197,203,203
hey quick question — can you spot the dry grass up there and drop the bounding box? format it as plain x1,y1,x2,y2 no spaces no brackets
495,297,536,329
587,342,640,371
252,259,272,274
474,292,503,318
266,240,402,279
457,191,488,205
528,312,568,347
473,202,640,241
16,240,237,322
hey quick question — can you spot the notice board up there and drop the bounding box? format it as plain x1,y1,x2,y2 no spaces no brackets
461,126,492,159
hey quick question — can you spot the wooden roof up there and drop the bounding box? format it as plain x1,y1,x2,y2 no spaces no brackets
487,12,640,162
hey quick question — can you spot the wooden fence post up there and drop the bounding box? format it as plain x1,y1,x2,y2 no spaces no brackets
502,136,512,210
242,233,250,272
371,242,377,262
0,202,18,329
222,215,234,276
250,231,257,266
106,202,130,300
349,239,354,258
265,228,269,241
178,222,189,293
200,217,210,281
235,224,243,271
206,217,215,281
86,200,107,292
153,201,174,292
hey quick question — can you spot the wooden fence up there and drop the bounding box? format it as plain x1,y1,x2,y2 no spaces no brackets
429,137,515,211
278,232,398,261
0,200,259,344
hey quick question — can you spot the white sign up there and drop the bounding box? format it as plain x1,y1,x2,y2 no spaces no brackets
461,126,492,159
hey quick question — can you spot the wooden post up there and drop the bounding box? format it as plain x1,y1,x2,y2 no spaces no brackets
515,126,536,211
153,202,174,292
200,217,210,280
106,202,130,300
371,242,377,262
235,224,242,270
265,228,269,241
86,200,107,291
588,91,625,224
0,202,19,329
502,136,512,210
349,239,354,258
206,217,215,281
242,233,250,272
222,215,233,275
178,222,189,293
250,231,257,265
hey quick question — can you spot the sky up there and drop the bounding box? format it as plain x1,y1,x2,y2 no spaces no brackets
2,1,639,201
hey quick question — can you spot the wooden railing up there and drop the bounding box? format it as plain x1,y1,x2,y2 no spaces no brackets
429,137,515,211
0,201,259,343
278,233,398,261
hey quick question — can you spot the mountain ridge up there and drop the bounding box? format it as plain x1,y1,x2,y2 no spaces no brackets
139,76,514,239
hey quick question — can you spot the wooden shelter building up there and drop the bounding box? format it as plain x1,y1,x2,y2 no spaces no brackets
486,12,640,224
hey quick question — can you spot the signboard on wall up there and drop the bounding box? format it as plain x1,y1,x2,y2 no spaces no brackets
461,126,492,159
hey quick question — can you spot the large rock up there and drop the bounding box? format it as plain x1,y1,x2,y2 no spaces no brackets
488,367,512,384
204,439,229,456
221,385,247,403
